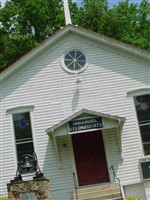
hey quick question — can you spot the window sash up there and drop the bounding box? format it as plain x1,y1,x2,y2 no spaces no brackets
13,112,33,140
143,142,150,155
16,139,33,145
13,112,35,172
16,141,34,160
134,94,150,155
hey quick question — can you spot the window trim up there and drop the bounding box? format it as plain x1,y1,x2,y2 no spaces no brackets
6,105,35,114
127,88,150,97
132,93,150,157
61,49,88,74
7,106,36,174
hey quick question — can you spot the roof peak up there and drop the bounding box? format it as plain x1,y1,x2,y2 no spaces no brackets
1,25,149,81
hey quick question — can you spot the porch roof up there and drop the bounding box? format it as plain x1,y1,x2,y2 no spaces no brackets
45,108,126,135
45,109,126,167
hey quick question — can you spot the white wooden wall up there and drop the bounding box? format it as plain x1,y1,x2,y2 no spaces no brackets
0,33,149,198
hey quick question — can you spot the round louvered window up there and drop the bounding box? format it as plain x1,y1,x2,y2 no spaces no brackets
61,49,88,73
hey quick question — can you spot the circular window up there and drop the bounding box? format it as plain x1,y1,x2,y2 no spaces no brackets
61,49,88,73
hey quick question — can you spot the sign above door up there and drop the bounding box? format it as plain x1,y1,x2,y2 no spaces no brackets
69,117,103,133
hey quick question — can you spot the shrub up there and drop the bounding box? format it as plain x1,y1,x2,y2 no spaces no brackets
0,197,7,200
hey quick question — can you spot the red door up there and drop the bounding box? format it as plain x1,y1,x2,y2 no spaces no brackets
72,131,109,186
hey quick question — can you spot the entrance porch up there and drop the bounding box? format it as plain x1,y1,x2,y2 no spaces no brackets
45,109,125,196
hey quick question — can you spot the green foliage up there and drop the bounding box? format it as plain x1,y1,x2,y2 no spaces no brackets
0,0,65,72
125,198,143,200
76,0,150,50
74,0,108,32
0,197,7,200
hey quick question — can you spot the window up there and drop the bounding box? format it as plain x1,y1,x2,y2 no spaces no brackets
61,49,88,74
134,94,150,155
13,112,34,172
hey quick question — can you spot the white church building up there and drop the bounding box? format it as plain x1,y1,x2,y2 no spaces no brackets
0,1,150,200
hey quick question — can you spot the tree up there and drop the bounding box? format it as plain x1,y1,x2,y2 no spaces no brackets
75,0,150,50
0,0,65,71
103,0,150,49
102,0,138,39
130,0,150,49
74,0,108,32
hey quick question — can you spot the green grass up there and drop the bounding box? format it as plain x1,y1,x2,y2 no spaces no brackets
125,198,143,200
0,197,7,200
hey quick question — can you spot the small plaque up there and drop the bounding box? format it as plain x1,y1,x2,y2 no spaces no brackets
20,193,36,200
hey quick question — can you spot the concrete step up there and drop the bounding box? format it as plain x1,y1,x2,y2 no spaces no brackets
73,188,121,199
74,183,120,194
73,193,121,200
106,198,122,200
72,183,122,200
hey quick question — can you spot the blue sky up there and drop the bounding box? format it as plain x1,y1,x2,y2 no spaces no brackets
106,0,143,7
73,0,144,8
1,0,145,7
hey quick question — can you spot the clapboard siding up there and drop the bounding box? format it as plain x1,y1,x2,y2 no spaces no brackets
0,32,149,198
103,128,122,182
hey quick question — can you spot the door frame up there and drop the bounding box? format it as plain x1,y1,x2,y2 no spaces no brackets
70,130,111,187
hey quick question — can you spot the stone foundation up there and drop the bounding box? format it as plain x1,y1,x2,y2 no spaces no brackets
7,178,51,200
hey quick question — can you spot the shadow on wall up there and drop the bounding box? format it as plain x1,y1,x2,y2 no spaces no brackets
72,88,80,111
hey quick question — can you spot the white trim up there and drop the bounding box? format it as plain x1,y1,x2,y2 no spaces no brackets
29,111,37,158
69,135,79,187
131,97,144,157
102,131,112,181
61,48,88,74
127,87,150,97
131,93,150,158
121,184,125,199
10,109,36,175
127,89,150,158
102,131,112,183
10,114,18,171
51,130,61,168
6,105,35,114
46,108,125,134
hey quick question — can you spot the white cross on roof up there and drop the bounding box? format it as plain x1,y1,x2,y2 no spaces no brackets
62,0,72,25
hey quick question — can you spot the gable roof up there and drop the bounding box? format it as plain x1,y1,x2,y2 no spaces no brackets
45,108,126,134
1,24,150,82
